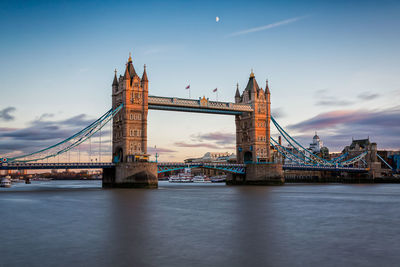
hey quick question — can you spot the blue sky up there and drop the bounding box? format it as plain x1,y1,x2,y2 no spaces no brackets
0,0,399,161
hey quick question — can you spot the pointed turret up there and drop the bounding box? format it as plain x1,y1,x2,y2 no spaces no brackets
124,64,130,80
235,83,241,103
142,64,148,81
244,69,260,101
123,52,138,80
113,69,119,86
265,79,270,94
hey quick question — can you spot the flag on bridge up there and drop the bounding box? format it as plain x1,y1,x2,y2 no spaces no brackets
185,85,190,89
213,88,218,92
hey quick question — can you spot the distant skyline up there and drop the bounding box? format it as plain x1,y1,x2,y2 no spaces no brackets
1,0,399,161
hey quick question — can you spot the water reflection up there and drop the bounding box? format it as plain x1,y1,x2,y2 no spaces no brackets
1,181,400,266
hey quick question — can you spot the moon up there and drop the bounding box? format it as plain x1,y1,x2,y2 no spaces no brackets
216,16,220,22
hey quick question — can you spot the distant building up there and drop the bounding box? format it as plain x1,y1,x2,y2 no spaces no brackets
342,138,378,168
184,152,236,163
309,132,323,153
307,133,329,159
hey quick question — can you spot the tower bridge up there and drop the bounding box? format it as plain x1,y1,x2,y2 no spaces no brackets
1,54,384,187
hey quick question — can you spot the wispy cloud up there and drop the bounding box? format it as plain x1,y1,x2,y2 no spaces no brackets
313,89,353,107
174,141,222,149
272,107,286,119
191,131,235,145
358,92,380,101
227,16,308,37
147,147,176,154
316,99,353,106
0,107,16,122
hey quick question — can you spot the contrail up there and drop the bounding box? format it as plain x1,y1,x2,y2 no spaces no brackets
227,16,308,37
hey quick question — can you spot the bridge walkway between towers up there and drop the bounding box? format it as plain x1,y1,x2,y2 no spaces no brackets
148,95,253,115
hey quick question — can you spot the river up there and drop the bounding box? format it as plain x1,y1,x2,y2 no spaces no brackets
1,181,400,266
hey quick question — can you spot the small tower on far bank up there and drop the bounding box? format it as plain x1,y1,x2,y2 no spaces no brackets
235,71,271,163
111,53,149,163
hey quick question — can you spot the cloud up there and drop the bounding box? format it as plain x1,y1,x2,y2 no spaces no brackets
0,113,97,155
147,146,176,154
358,92,380,100
192,131,235,145
174,141,223,149
313,90,381,107
0,107,16,121
227,16,307,37
313,89,353,107
272,107,286,119
36,113,54,121
316,99,353,106
286,106,400,151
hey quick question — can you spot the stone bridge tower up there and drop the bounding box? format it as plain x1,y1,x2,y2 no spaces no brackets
111,54,149,163
235,71,271,163
104,54,157,188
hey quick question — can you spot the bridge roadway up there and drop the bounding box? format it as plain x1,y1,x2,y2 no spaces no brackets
1,162,368,173
148,95,253,115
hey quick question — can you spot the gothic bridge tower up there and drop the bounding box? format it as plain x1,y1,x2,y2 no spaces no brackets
111,53,149,163
235,71,271,164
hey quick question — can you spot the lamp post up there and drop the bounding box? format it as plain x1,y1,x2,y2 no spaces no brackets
155,145,159,163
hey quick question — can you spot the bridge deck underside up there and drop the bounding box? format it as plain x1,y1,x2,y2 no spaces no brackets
149,104,245,115
148,95,253,115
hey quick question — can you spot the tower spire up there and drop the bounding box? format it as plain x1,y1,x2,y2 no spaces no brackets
142,64,148,81
124,64,130,80
265,79,270,94
128,52,132,63
113,68,118,86
235,83,240,97
250,68,255,78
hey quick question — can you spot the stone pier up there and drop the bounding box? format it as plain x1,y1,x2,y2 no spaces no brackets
103,162,158,188
227,163,284,185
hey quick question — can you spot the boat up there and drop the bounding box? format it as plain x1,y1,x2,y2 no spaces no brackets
210,175,227,183
0,176,12,188
192,175,211,183
168,168,193,183
168,173,193,183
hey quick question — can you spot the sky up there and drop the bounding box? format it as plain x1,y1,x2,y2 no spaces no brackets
0,0,399,162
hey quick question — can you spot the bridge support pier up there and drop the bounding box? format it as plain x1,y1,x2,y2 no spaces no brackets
102,162,158,188
227,163,284,185
368,162,382,179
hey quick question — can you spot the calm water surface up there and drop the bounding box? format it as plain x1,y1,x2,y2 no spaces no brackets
1,181,400,267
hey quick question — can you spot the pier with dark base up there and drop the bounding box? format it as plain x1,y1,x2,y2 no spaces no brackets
103,162,158,188
227,163,284,185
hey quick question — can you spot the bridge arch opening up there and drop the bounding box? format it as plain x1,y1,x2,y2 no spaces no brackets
244,151,252,163
113,147,124,163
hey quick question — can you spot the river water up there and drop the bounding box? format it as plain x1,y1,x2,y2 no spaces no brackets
1,181,400,267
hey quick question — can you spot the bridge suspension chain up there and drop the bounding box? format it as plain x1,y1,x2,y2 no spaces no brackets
270,116,368,167
271,116,330,165
270,137,312,165
6,104,123,163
